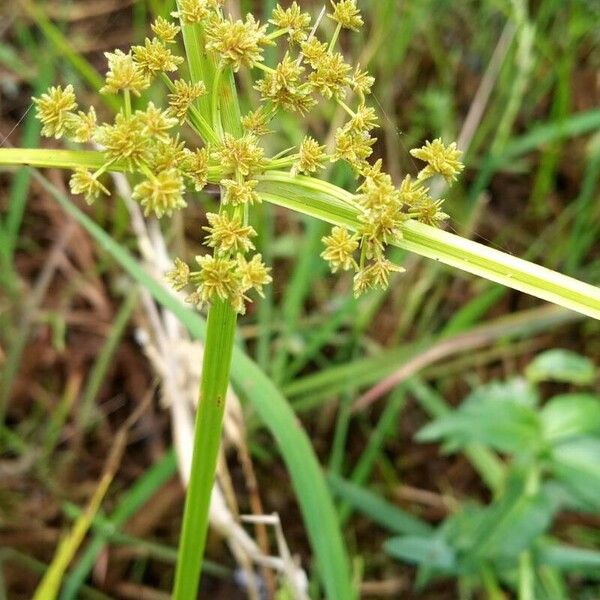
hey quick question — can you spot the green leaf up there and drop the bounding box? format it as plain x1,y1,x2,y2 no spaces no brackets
328,473,433,537
384,536,456,570
550,438,600,511
417,378,541,454
538,543,600,572
541,394,600,443
466,475,558,562
525,349,597,385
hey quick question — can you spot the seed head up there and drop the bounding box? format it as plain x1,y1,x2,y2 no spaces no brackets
410,138,464,183
151,16,181,43
133,169,186,218
168,79,207,122
69,168,110,204
221,178,260,206
295,136,327,174
166,257,191,291
101,50,150,96
133,38,184,76
271,2,312,44
321,226,359,273
205,14,270,72
33,84,77,139
329,0,364,31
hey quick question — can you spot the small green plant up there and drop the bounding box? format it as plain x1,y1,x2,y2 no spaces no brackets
377,350,600,598
1,1,600,599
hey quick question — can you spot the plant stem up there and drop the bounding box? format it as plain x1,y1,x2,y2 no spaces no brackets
172,298,237,600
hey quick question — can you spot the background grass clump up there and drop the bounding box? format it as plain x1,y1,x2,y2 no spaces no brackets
0,0,599,599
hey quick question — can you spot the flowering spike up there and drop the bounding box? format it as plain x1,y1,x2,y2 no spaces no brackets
132,169,186,218
33,85,77,139
410,138,465,183
329,0,364,31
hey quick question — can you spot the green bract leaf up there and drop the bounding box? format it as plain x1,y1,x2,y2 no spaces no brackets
525,349,597,385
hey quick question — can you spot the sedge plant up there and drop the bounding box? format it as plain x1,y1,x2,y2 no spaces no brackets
1,1,600,598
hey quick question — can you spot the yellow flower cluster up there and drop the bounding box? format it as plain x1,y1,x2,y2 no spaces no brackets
33,0,464,311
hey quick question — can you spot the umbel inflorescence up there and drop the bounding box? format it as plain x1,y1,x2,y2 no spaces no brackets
33,0,464,312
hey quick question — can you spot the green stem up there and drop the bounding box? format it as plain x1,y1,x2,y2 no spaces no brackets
172,298,237,600
211,62,224,138
123,90,132,118
329,22,343,51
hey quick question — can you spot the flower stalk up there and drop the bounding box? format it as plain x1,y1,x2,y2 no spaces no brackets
172,298,237,600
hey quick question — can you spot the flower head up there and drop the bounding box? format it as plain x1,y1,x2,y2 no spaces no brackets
308,52,352,100
94,112,150,170
271,3,312,44
353,258,404,297
321,226,359,273
182,147,210,191
33,84,77,139
166,257,191,291
205,14,270,72
329,0,364,31
168,79,207,122
147,136,189,173
255,54,315,114
69,107,97,143
295,136,327,174
192,254,242,307
352,65,375,98
242,108,273,136
133,38,184,76
212,133,265,177
171,0,220,23
237,253,272,297
221,178,260,206
410,138,464,183
101,50,150,96
300,38,328,68
203,212,257,255
133,169,186,218
69,168,110,204
137,102,179,142
151,16,181,43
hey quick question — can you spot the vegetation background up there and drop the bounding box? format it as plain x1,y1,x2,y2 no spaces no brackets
0,0,599,598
